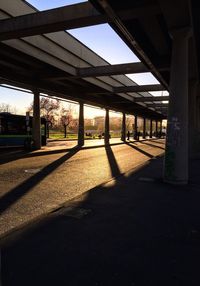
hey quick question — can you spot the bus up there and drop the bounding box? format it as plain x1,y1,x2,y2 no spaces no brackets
0,112,47,148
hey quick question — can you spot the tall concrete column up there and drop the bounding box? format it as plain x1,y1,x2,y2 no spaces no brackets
189,80,199,157
155,121,158,137
164,28,191,184
196,86,200,144
196,86,200,135
158,120,162,138
134,115,138,140
121,112,126,141
32,89,41,149
143,118,146,139
150,119,153,138
160,120,162,133
104,108,110,145
78,101,84,147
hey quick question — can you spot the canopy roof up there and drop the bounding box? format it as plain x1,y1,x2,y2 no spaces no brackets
3,1,194,119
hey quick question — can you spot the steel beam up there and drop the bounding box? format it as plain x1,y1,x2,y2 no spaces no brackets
114,84,165,93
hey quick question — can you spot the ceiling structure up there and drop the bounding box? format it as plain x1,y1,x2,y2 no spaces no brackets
2,0,192,120
91,0,198,78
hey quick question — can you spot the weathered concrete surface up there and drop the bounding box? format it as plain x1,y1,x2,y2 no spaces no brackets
0,139,165,237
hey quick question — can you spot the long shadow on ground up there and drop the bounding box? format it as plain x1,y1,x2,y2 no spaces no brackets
125,142,155,158
0,147,80,215
140,141,165,150
1,157,200,286
0,142,124,165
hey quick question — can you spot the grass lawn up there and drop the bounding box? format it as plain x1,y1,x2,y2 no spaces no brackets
49,131,121,140
49,133,77,140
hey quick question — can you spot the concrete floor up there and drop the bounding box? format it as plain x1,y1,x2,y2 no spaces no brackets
1,142,200,286
0,138,165,237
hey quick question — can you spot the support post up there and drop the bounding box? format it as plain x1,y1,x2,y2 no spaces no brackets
32,89,41,150
189,80,200,157
160,120,162,137
104,108,110,145
134,115,138,140
196,86,200,150
155,120,158,137
121,112,126,141
196,87,200,135
78,101,84,147
143,118,146,139
163,28,191,184
150,119,153,138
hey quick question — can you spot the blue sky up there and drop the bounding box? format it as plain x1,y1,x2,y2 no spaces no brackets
27,0,87,10
0,0,164,117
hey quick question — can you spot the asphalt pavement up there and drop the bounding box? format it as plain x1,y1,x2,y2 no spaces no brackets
1,138,200,285
0,138,164,238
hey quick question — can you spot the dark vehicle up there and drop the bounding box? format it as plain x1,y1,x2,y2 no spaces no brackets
0,112,47,147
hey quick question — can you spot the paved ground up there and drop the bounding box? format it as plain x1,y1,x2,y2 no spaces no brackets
1,143,200,286
0,138,165,237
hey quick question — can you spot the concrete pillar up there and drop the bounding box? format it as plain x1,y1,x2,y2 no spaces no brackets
143,118,146,139
104,108,110,145
189,81,200,157
164,28,191,184
158,120,162,138
196,86,200,135
78,101,84,147
155,120,158,137
196,88,200,137
32,89,41,149
150,119,153,138
134,115,138,140
121,112,126,141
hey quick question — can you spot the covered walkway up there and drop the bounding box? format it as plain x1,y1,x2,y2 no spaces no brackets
1,1,200,284
1,0,200,185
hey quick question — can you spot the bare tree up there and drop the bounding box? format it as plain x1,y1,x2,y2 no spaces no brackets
126,116,133,131
110,116,121,131
0,103,17,113
93,116,104,134
28,97,60,137
40,97,60,127
60,105,75,138
28,97,60,122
